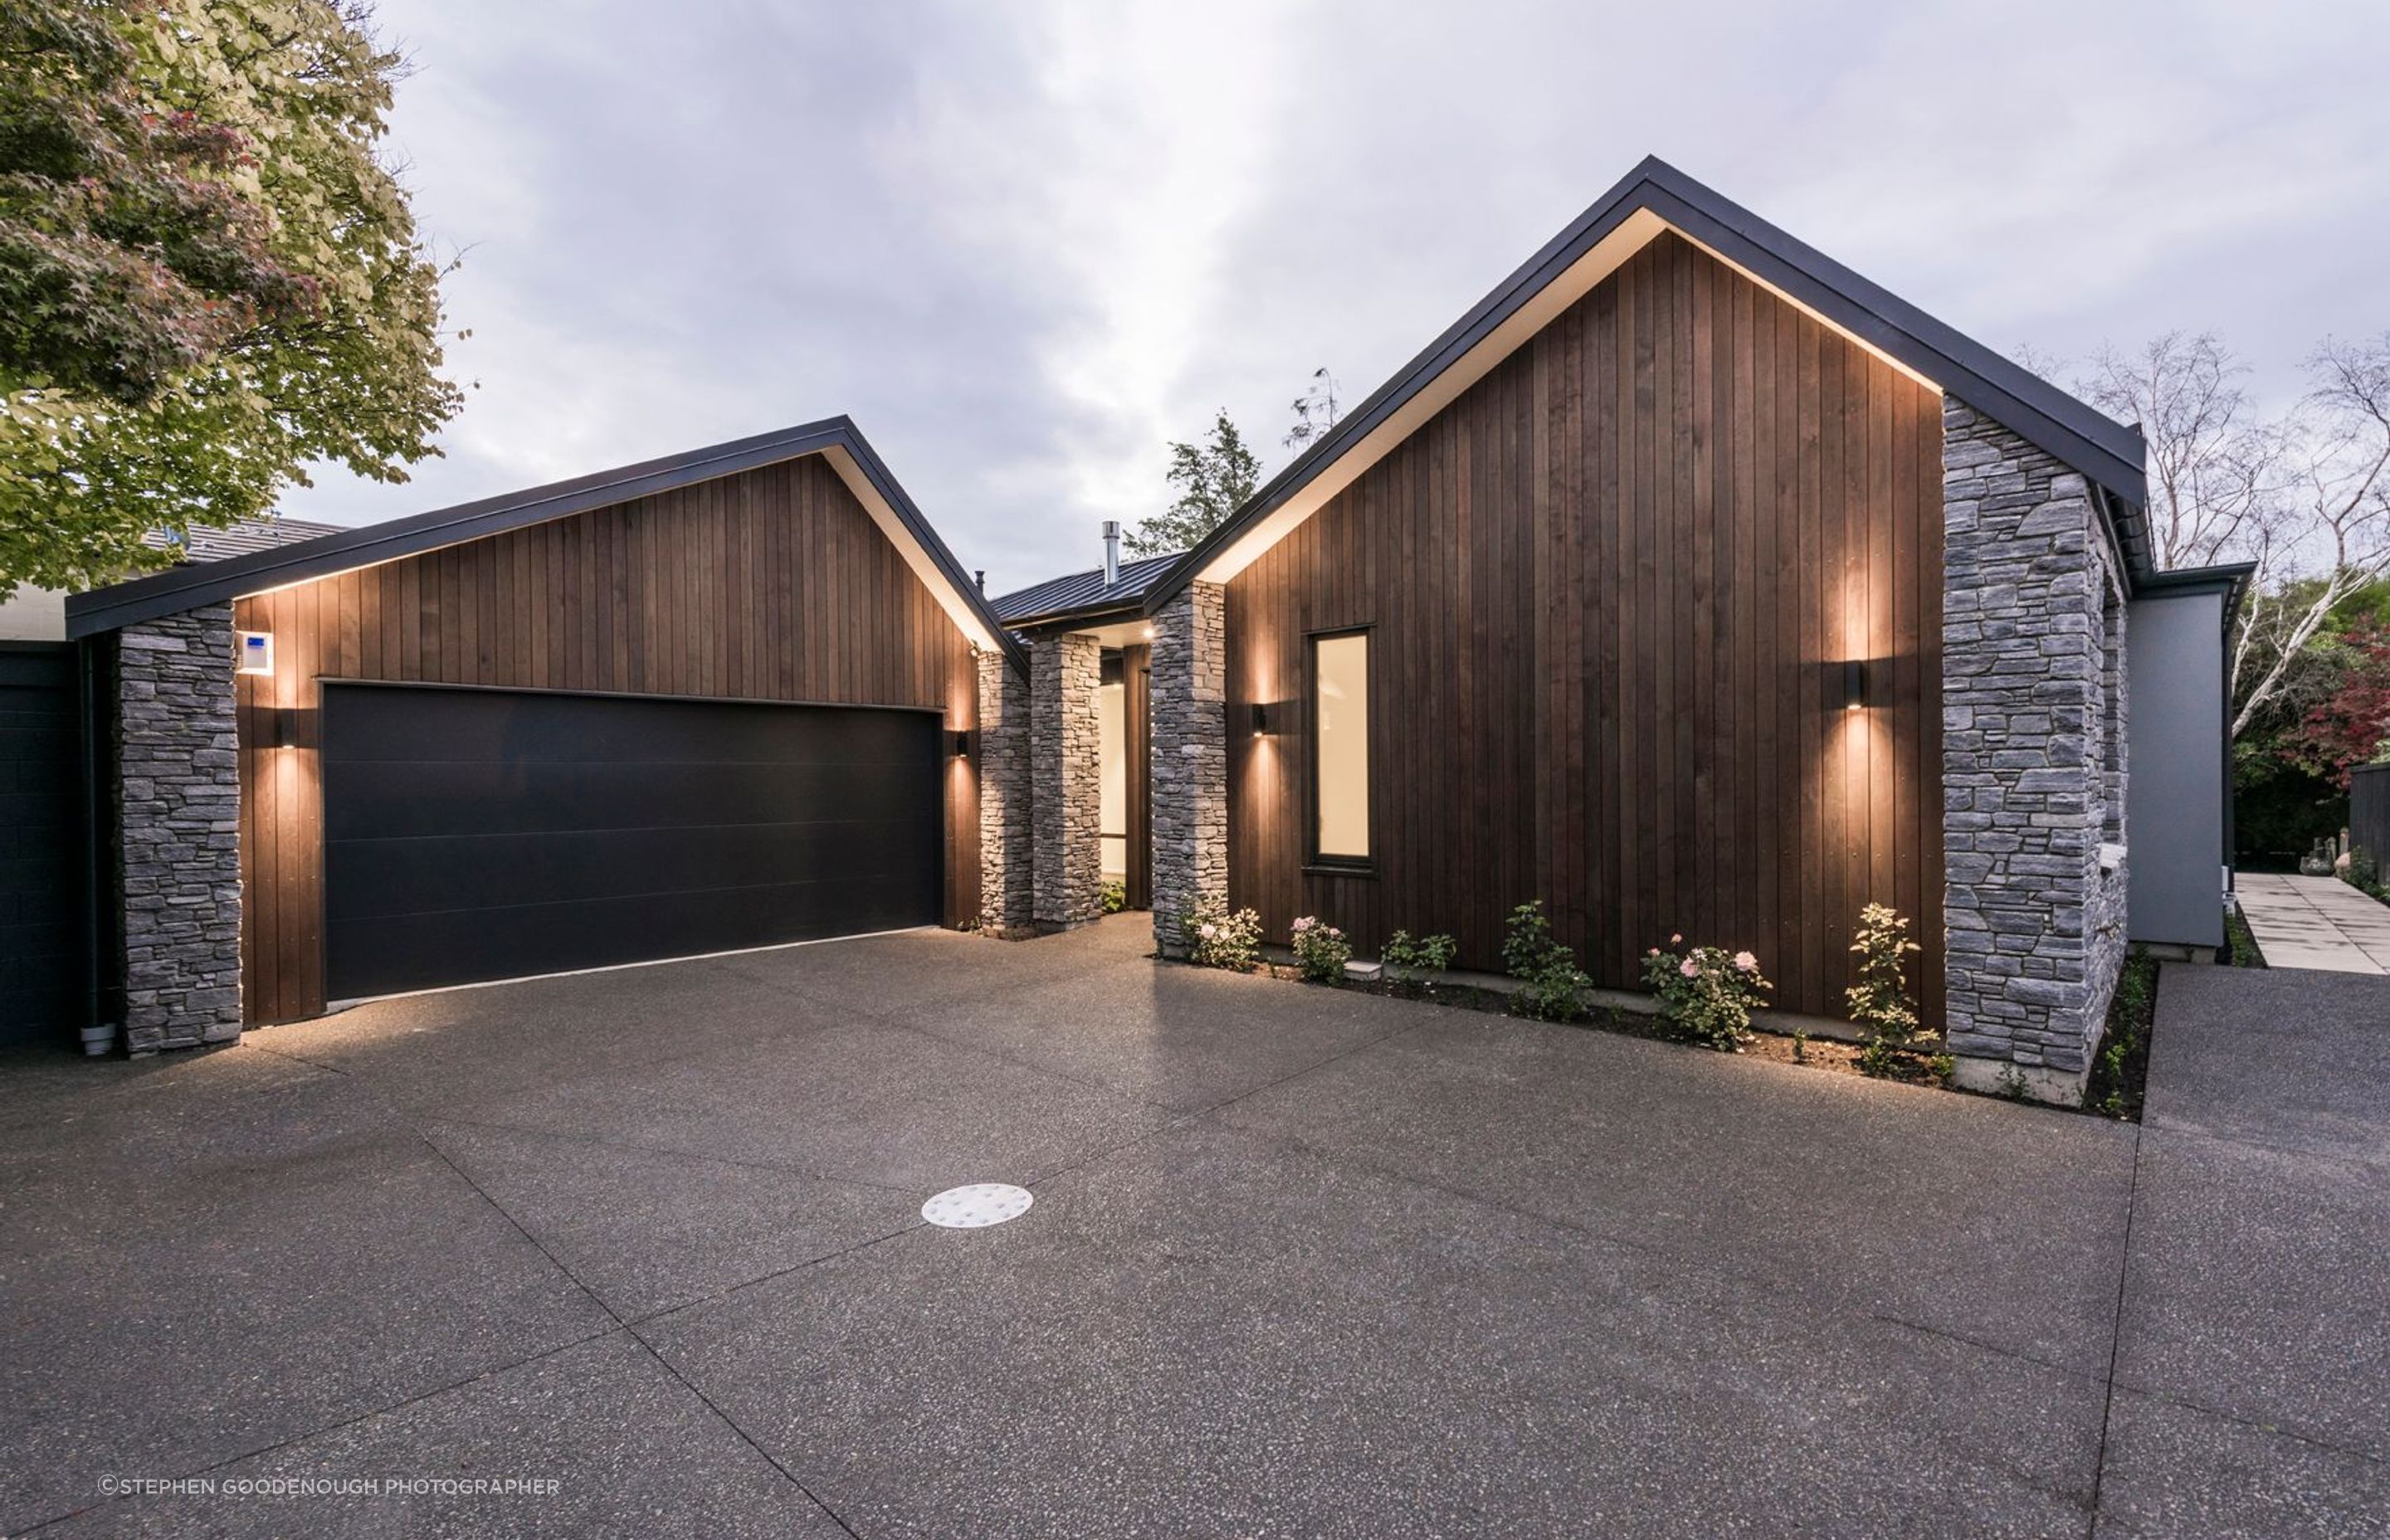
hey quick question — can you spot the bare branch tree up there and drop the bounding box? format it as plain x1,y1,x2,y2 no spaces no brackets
2078,333,2279,570
2227,334,2390,737
1282,367,1342,456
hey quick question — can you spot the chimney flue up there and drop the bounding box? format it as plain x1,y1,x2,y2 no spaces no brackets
1101,520,1121,587
974,569,985,593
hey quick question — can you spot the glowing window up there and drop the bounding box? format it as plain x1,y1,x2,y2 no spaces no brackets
1311,631,1369,861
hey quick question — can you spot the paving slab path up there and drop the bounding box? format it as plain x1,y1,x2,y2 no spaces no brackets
2,919,2383,1537
2235,871,2390,973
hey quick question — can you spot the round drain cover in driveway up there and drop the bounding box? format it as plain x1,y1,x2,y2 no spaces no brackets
921,1183,1033,1229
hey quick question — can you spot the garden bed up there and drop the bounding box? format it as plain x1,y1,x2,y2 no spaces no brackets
1250,957,1958,1092
2223,899,2268,967
2082,949,2159,1120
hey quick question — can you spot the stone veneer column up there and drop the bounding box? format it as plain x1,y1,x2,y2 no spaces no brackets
1029,632,1103,930
115,604,242,1053
976,649,1034,937
1149,582,1226,958
1941,398,2130,1102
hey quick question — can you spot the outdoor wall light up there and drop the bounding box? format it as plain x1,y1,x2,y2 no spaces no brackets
1250,702,1270,738
952,729,970,757
271,706,297,748
1840,659,1869,712
234,630,274,677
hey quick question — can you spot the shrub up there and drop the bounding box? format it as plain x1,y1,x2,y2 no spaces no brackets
2346,850,2387,904
1846,903,1924,1077
1641,935,1772,1050
1290,915,1353,983
1503,901,1592,1021
1381,929,1458,997
1100,879,1128,914
1182,899,1263,971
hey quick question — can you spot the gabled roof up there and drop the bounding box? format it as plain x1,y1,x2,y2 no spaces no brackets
66,417,1022,661
991,552,1180,628
143,514,346,563
1144,155,2151,612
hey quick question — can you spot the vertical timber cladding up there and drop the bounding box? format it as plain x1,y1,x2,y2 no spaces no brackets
1224,230,1946,1022
234,454,982,1022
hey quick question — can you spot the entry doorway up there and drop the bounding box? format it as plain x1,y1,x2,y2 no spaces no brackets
1099,646,1152,909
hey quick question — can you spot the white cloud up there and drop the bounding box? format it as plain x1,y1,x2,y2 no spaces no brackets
282,0,2390,593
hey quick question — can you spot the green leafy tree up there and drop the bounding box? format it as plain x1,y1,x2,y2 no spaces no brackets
0,0,463,591
1123,409,1260,558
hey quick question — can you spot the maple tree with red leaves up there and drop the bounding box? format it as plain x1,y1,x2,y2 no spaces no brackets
2287,622,2390,788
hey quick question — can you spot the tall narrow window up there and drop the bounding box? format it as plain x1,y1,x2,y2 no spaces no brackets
1311,631,1370,863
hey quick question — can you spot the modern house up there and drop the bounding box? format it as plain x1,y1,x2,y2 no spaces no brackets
37,158,2247,1105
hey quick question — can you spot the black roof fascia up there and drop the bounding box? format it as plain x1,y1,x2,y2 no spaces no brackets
66,417,1025,668
1144,156,2147,613
2133,560,2256,634
1003,601,1146,637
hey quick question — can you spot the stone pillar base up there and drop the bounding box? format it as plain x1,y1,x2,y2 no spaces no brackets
1949,1055,2090,1108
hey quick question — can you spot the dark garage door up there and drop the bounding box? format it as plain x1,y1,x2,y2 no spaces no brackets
323,684,944,1001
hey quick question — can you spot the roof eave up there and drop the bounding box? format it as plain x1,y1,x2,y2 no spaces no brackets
998,596,1149,633
1143,155,2149,614
65,418,1025,670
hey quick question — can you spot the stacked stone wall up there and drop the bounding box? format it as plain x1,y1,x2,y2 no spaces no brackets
115,605,242,1052
1941,399,2131,1091
1149,583,1227,957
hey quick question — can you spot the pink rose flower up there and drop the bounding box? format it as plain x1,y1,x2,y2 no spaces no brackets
1734,950,1758,972
1679,956,1700,978
1671,933,1683,945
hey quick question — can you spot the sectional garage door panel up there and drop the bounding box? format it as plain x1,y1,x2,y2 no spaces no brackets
322,685,943,1001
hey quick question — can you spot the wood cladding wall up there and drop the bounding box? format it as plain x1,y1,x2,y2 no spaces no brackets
235,453,983,1023
1224,231,1945,1022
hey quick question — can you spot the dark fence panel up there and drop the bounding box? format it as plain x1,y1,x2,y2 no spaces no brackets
0,642,90,1046
2353,763,2390,872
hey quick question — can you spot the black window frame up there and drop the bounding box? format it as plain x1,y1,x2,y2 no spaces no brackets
1304,624,1375,875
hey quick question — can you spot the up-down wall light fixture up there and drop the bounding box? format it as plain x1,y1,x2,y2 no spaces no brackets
1839,659,1870,713
1249,702,1270,738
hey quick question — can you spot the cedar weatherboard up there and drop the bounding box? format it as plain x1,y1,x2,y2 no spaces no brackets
1223,232,1948,1021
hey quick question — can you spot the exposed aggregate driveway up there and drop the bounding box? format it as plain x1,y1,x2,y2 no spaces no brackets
2,919,2383,1538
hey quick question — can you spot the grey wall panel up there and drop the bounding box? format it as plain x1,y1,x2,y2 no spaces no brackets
2127,590,2227,948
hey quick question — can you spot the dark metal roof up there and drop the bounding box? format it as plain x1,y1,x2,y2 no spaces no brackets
1145,155,2153,613
66,417,1023,665
991,552,1180,626
142,515,346,563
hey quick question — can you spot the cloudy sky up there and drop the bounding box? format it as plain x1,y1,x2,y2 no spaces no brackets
284,0,2390,597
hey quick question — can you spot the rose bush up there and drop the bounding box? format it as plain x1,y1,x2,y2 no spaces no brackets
1642,938,1773,1050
